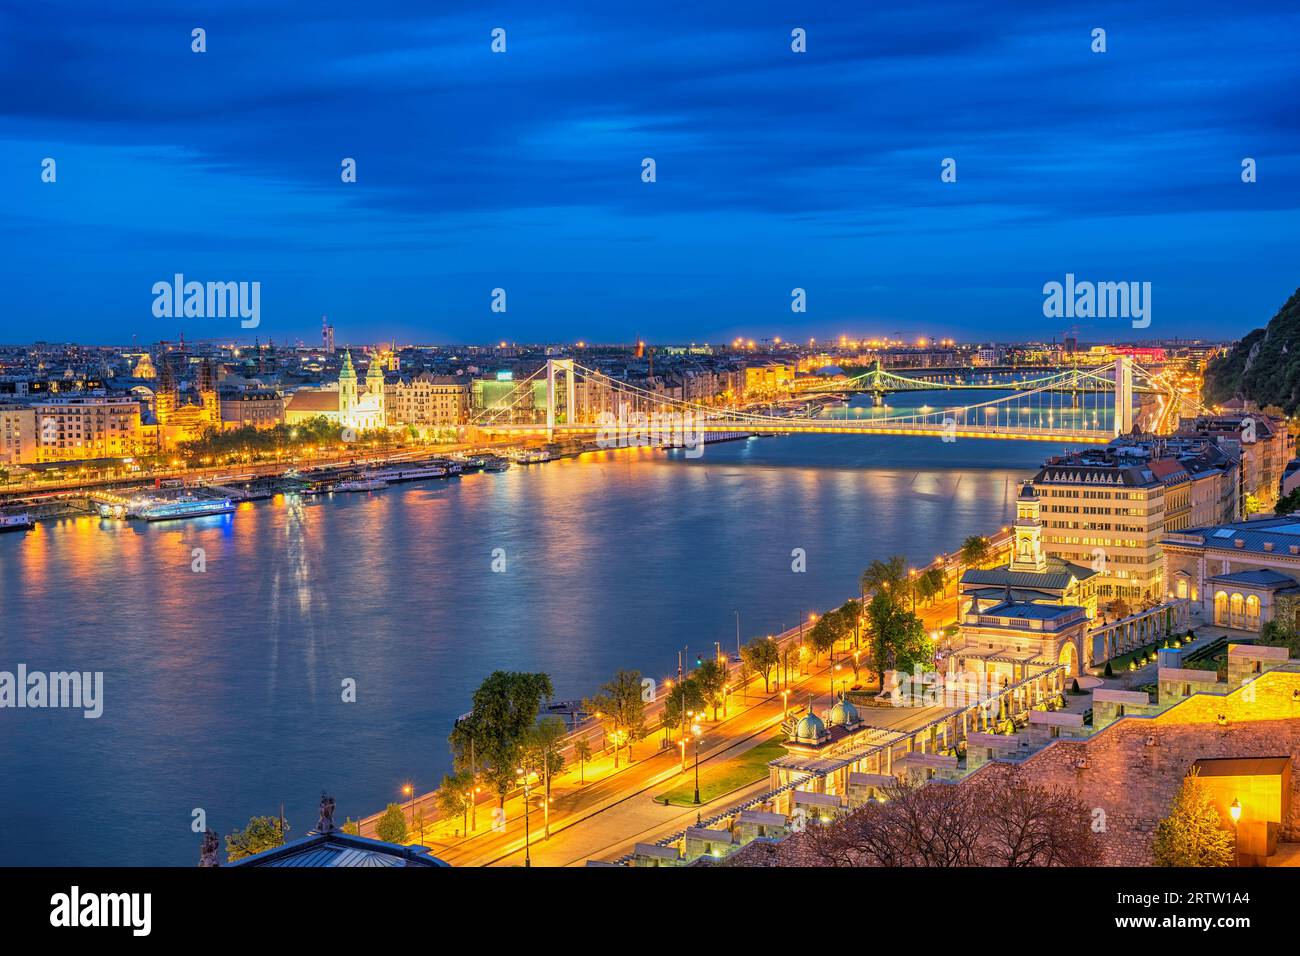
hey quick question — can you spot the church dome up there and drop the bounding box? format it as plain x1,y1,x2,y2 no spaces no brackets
828,692,859,727
792,705,827,744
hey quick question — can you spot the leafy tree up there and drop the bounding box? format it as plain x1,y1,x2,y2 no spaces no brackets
808,613,839,660
340,817,359,835
1103,661,1114,678
225,815,288,862
436,770,475,836
867,591,932,675
573,738,592,783
376,803,409,845
663,674,707,735
522,716,567,837
585,670,647,768
838,599,863,648
1276,486,1300,516
1258,618,1300,656
860,556,907,598
915,566,946,606
450,671,554,808
960,535,991,569
741,637,780,693
1153,769,1234,867
693,659,728,721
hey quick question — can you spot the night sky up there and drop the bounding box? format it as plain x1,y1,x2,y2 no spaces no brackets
2,1,1297,346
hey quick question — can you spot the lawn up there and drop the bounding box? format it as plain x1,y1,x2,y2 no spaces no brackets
655,736,788,807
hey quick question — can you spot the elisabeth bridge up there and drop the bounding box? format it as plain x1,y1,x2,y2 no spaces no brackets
474,357,1202,445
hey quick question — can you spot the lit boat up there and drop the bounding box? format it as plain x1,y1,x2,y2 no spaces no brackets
482,457,511,472
372,465,447,483
334,478,389,493
132,496,236,522
0,513,34,533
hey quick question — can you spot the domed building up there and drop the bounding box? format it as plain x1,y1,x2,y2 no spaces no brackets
827,692,861,731
789,704,829,746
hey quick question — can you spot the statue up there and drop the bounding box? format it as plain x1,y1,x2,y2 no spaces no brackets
199,827,220,867
317,792,336,834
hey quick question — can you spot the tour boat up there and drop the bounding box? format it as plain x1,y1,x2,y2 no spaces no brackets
132,496,236,522
0,513,34,533
372,465,447,483
481,457,511,472
334,478,389,493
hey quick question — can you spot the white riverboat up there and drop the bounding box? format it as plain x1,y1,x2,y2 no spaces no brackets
0,513,34,533
130,496,236,522
334,478,389,493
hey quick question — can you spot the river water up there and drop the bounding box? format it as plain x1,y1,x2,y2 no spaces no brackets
0,389,1101,864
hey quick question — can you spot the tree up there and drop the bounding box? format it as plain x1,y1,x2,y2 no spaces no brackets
1152,769,1234,867
860,556,907,599
573,738,593,784
808,613,839,661
915,567,946,606
662,674,706,737
226,815,288,862
1259,618,1300,656
1276,486,1300,516
839,599,864,649
522,715,567,836
799,774,1098,867
436,770,475,836
960,535,991,569
585,669,647,768
376,803,409,844
693,659,728,721
866,591,932,676
741,637,780,693
449,671,554,808
340,817,359,835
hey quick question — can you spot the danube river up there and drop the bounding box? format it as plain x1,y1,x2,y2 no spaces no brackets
0,391,1097,865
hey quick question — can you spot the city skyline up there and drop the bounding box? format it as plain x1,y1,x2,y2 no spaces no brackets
4,2,1299,345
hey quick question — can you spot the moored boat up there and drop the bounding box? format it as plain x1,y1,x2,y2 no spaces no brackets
0,513,34,533
334,478,389,493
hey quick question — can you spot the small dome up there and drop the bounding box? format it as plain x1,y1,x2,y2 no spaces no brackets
793,705,827,743
828,692,859,727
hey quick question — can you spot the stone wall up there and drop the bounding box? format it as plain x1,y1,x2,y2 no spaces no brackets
966,669,1300,865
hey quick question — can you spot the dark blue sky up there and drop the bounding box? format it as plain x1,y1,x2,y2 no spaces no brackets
2,1,1297,346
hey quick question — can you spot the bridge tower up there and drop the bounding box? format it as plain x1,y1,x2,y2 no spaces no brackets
1112,355,1134,436
546,359,577,439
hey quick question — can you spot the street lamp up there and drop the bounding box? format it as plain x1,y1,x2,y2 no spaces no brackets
516,768,532,867
402,782,415,825
1229,797,1242,867
691,723,704,804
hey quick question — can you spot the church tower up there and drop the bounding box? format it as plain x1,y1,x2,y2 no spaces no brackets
156,359,178,425
198,358,219,426
1010,481,1047,573
365,353,386,426
339,350,357,426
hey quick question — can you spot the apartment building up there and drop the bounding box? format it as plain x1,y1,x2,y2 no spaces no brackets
30,396,146,462
1032,451,1167,603
219,388,285,429
0,403,37,465
385,372,470,427
1177,413,1293,512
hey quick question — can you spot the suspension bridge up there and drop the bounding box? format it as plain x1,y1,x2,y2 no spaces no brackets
795,360,1167,397
472,357,1204,445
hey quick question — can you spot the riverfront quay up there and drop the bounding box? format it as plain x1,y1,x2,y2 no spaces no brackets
0,415,1057,866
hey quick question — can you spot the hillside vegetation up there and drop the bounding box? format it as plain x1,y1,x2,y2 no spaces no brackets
1204,288,1300,415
